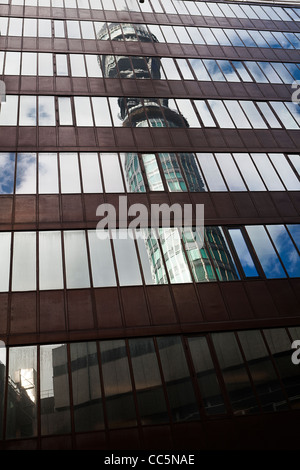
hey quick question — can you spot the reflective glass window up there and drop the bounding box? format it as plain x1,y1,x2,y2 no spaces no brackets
188,336,226,415
0,232,11,292
0,152,15,194
270,102,298,129
156,336,200,422
16,153,36,194
199,27,218,46
70,342,104,432
19,96,37,126
0,95,18,125
196,153,227,191
287,154,300,176
63,230,91,289
194,101,216,127
212,332,259,414
59,153,81,193
161,26,179,43
4,51,21,75
271,63,293,84
22,52,37,76
189,59,211,81
87,230,116,287
142,154,164,191
206,226,240,282
80,21,95,40
99,153,123,192
38,96,56,126
56,54,68,76
232,153,266,191
38,19,51,38
67,21,81,39
38,153,59,194
161,58,180,80
263,328,300,409
268,153,300,191
175,99,199,127
58,97,73,126
112,230,142,286
120,152,145,193
91,97,112,126
266,225,300,277
248,30,269,48
256,102,282,128
217,60,239,82
223,29,245,47
39,231,64,290
186,27,205,45
100,339,137,428
129,337,169,424
287,225,300,250
40,344,71,436
173,26,192,44
6,346,37,438
12,232,36,291
74,97,93,126
251,153,285,191
261,31,281,48
136,230,168,285
223,101,251,129
70,54,86,77
214,153,247,191
239,101,267,129
233,61,253,82
23,18,37,37
212,29,231,46
228,228,258,278
80,152,103,193
175,59,194,80
8,17,23,36
245,61,268,83
208,100,235,128
203,59,225,82
54,20,65,38
85,54,102,77
238,330,288,411
159,228,192,284
246,225,287,278
182,227,216,282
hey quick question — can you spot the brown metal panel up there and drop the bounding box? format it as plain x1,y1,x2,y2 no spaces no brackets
77,128,97,147
94,287,123,330
38,127,57,147
10,292,37,334
108,428,141,450
120,286,150,327
40,435,73,450
14,196,36,224
220,283,254,321
266,280,300,318
58,127,77,147
244,281,279,319
96,128,116,148
114,128,136,147
61,195,84,222
39,290,66,333
251,192,279,218
197,283,230,321
171,422,206,450
141,425,173,450
230,193,259,218
0,197,13,224
171,284,203,323
38,195,61,224
270,193,298,217
18,127,37,148
0,293,8,336
146,285,177,325
211,193,238,218
67,289,95,331
75,432,107,450
83,194,105,222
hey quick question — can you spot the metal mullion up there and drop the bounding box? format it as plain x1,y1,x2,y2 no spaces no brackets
285,223,300,257
124,338,143,432
263,223,290,279
95,340,109,437
239,225,268,280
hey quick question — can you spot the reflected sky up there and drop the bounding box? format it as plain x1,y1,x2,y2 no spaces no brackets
16,153,36,194
0,153,15,194
266,225,300,277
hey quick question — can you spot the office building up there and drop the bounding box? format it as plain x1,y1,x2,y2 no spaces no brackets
0,0,299,450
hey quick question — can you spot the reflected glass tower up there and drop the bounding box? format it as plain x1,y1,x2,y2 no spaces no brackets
98,22,239,285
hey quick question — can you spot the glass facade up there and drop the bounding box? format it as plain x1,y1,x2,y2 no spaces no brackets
0,0,299,450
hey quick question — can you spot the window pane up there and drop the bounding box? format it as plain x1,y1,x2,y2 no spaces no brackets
142,154,164,191
39,231,64,290
91,97,111,126
100,339,137,428
175,59,194,79
238,330,288,412
287,224,300,250
182,227,216,282
6,346,37,439
287,154,300,176
63,231,91,289
58,97,73,126
85,54,102,77
16,153,36,194
5,51,21,75
87,230,116,287
270,101,298,129
159,228,192,284
60,153,81,193
80,152,103,193
0,232,11,292
196,153,227,191
228,228,258,277
8,17,23,36
136,230,168,285
178,152,206,192
251,153,285,191
208,100,235,128
0,95,18,125
246,225,287,278
74,97,93,126
217,60,240,82
67,21,81,39
263,328,300,409
38,54,53,77
206,226,240,281
80,21,95,39
0,152,15,194
19,96,37,126
156,336,200,422
112,230,142,285
70,54,86,77
40,344,71,436
100,153,124,192
189,59,211,80
22,52,37,76
212,332,259,414
158,153,187,192
120,152,145,193
245,61,268,83
188,336,226,415
214,153,247,191
203,59,225,81
266,225,300,277
231,153,265,191
12,232,36,291
239,101,268,129
38,96,55,126
38,153,59,194
70,342,104,432
38,19,51,38
223,101,251,129
256,102,281,128
129,337,169,425
54,20,65,38
56,54,68,76
194,101,216,127
161,58,180,80
268,153,300,191
175,99,199,127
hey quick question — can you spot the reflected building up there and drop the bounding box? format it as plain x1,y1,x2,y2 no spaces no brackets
98,22,238,285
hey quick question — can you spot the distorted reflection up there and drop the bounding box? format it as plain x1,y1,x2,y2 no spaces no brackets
0,153,15,194
266,225,300,277
16,153,36,194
